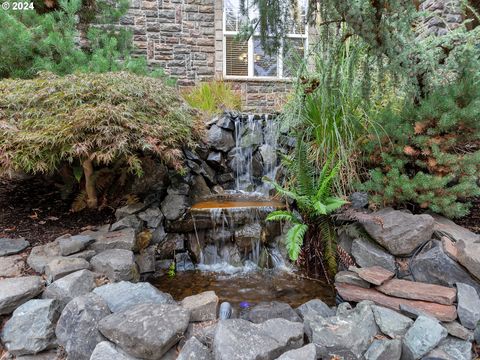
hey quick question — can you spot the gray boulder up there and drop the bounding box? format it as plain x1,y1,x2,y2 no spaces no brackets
90,249,139,282
1,299,60,355
0,254,25,277
442,321,473,341
135,245,156,274
364,339,401,360
207,124,235,152
296,299,335,320
90,341,137,360
45,257,90,282
0,237,29,256
213,318,304,360
56,293,111,360
89,228,137,252
177,337,212,360
372,305,413,338
42,269,95,308
304,301,378,359
362,208,434,256
335,270,371,288
111,215,143,234
351,238,396,273
402,315,448,360
138,207,164,228
431,337,473,360
181,291,218,322
57,234,94,256
242,301,302,324
115,203,147,220
175,252,195,271
0,276,44,315
69,249,97,261
276,344,317,360
456,282,480,330
93,281,174,312
98,303,190,359
27,242,61,273
456,238,480,282
161,194,188,221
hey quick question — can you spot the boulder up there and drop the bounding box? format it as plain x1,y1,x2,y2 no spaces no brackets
42,269,95,308
242,301,302,324
432,337,473,360
362,208,434,256
57,234,94,256
356,266,394,285
183,321,218,348
304,301,378,359
115,203,147,220
475,321,480,344
376,279,456,305
371,305,413,338
177,337,212,360
175,252,195,271
16,350,58,360
44,257,90,282
207,124,235,152
0,237,29,256
135,245,156,274
456,238,480,281
27,242,61,273
138,207,164,228
1,299,60,355
276,344,317,360
0,276,44,315
161,194,188,221
0,254,25,277
89,228,137,252
402,315,448,360
98,303,190,359
216,116,235,131
456,282,480,330
68,249,97,260
206,151,224,169
55,293,111,360
110,215,143,234
296,299,335,320
90,249,139,282
90,341,137,360
334,270,370,288
364,339,401,360
351,238,396,273
442,321,473,341
213,318,304,360
181,291,218,322
93,281,174,313
432,214,479,244
349,192,369,209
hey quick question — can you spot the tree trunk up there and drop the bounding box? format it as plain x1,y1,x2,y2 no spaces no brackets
82,158,98,209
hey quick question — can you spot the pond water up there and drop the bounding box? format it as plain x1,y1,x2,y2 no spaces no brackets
151,269,335,310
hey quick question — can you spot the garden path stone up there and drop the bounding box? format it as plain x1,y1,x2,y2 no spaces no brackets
241,301,302,324
55,293,111,360
90,249,139,282
0,254,25,277
181,291,218,322
334,270,370,288
276,343,317,360
442,321,473,341
362,208,434,255
335,283,457,322
456,282,480,329
98,303,190,359
0,237,29,256
90,341,137,360
177,337,212,360
371,305,413,338
1,299,60,356
304,301,378,359
42,269,95,309
57,234,94,256
44,257,90,282
0,276,44,315
89,228,136,252
93,281,174,312
376,279,456,305
296,299,335,320
351,238,396,273
213,318,304,360
402,315,447,360
356,266,394,285
27,242,61,273
364,339,401,360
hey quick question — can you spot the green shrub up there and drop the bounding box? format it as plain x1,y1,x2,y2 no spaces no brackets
359,74,480,218
183,81,242,115
0,72,201,210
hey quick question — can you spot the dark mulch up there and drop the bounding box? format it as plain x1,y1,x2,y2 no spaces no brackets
0,176,115,247
456,197,480,234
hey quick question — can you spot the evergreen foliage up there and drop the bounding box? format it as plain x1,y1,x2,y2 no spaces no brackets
0,72,200,209
360,71,480,218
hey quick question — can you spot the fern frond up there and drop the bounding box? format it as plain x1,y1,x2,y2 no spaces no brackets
266,210,301,224
286,223,308,261
320,218,337,276
295,140,316,197
315,162,341,202
263,177,310,209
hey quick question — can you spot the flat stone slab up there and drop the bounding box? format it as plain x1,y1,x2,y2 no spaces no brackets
45,257,90,282
377,279,456,305
356,266,394,285
0,276,44,315
89,228,136,252
58,234,94,256
0,237,29,256
336,283,457,322
442,321,473,341
0,254,25,277
335,270,371,288
42,269,95,308
402,315,448,360
181,291,218,322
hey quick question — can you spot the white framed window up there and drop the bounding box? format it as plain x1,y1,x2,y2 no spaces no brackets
223,0,308,79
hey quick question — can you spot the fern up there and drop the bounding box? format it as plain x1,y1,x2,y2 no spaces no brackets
286,224,308,261
266,210,301,223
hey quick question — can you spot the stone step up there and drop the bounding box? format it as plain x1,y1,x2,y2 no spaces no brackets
355,266,395,285
335,283,457,322
377,279,457,305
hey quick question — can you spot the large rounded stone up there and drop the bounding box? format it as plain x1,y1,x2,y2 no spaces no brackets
90,249,139,282
90,341,137,360
242,301,302,324
402,316,447,360
207,124,235,152
0,276,44,315
161,194,188,221
0,237,29,256
42,269,95,309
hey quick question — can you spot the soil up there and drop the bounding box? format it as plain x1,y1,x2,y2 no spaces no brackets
0,176,115,247
456,196,480,234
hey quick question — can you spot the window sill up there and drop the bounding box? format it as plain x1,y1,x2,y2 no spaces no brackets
222,76,294,83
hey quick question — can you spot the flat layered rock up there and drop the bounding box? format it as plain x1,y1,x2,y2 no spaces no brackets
89,228,136,252
351,238,396,273
0,254,25,277
181,291,218,322
0,276,44,315
377,279,456,305
442,321,473,341
0,237,29,256
44,257,90,283
335,270,370,288
336,283,457,322
356,266,394,285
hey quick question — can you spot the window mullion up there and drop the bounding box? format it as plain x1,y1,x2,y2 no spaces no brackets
248,37,254,77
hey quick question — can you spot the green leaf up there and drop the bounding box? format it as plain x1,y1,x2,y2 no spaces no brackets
266,210,301,224
324,197,348,213
73,166,83,182
286,223,308,261
313,201,328,215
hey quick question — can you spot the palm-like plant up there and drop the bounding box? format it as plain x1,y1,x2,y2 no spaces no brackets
266,144,346,279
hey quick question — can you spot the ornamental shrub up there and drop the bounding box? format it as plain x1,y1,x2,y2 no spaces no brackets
359,73,480,218
0,72,202,210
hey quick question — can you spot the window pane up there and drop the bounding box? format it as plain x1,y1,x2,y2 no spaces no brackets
283,38,305,77
288,0,307,34
225,0,240,31
226,36,248,76
254,37,278,77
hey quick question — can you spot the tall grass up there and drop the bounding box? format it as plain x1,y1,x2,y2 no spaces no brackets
183,81,242,116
